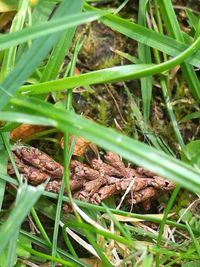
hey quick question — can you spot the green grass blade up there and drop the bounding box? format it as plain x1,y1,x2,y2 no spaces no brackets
186,221,200,259
15,1,56,63
0,0,29,80
20,32,200,95
41,0,83,82
32,1,56,25
0,133,8,210
0,4,104,110
1,131,21,184
186,9,199,31
180,111,200,123
124,84,173,154
0,183,44,253
160,77,185,151
31,208,52,247
65,221,132,247
7,185,27,267
19,229,87,267
0,112,57,126
8,96,200,194
17,241,76,267
155,185,181,267
138,0,152,123
85,4,200,68
0,11,107,51
159,0,200,101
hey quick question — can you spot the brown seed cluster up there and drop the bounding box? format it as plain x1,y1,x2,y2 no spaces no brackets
8,145,176,210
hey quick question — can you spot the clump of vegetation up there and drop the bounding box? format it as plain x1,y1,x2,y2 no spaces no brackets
0,0,200,266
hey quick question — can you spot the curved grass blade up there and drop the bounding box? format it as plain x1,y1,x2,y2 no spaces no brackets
85,4,200,68
20,32,200,95
7,96,200,195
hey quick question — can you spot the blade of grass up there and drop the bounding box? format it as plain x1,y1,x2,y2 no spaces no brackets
31,1,56,25
0,3,105,110
1,174,197,235
0,11,108,51
15,1,56,63
17,241,76,267
0,133,8,210
1,132,21,184
19,229,88,267
0,0,29,80
155,185,181,267
186,222,200,259
186,9,199,31
180,111,200,123
0,112,57,126
101,202,132,241
84,3,200,68
20,31,200,95
30,208,52,247
159,0,200,102
41,0,83,82
65,221,132,247
7,184,29,267
138,0,152,122
7,96,200,194
0,182,44,253
124,73,174,155
51,39,81,265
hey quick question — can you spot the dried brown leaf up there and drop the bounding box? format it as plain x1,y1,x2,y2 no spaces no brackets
60,135,91,156
10,124,46,140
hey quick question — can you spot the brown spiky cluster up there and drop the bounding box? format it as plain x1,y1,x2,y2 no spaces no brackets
8,145,176,210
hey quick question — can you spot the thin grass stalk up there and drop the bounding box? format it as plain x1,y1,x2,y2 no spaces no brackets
31,208,52,247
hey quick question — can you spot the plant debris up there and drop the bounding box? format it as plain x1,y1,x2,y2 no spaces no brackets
8,145,176,210
10,124,46,140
